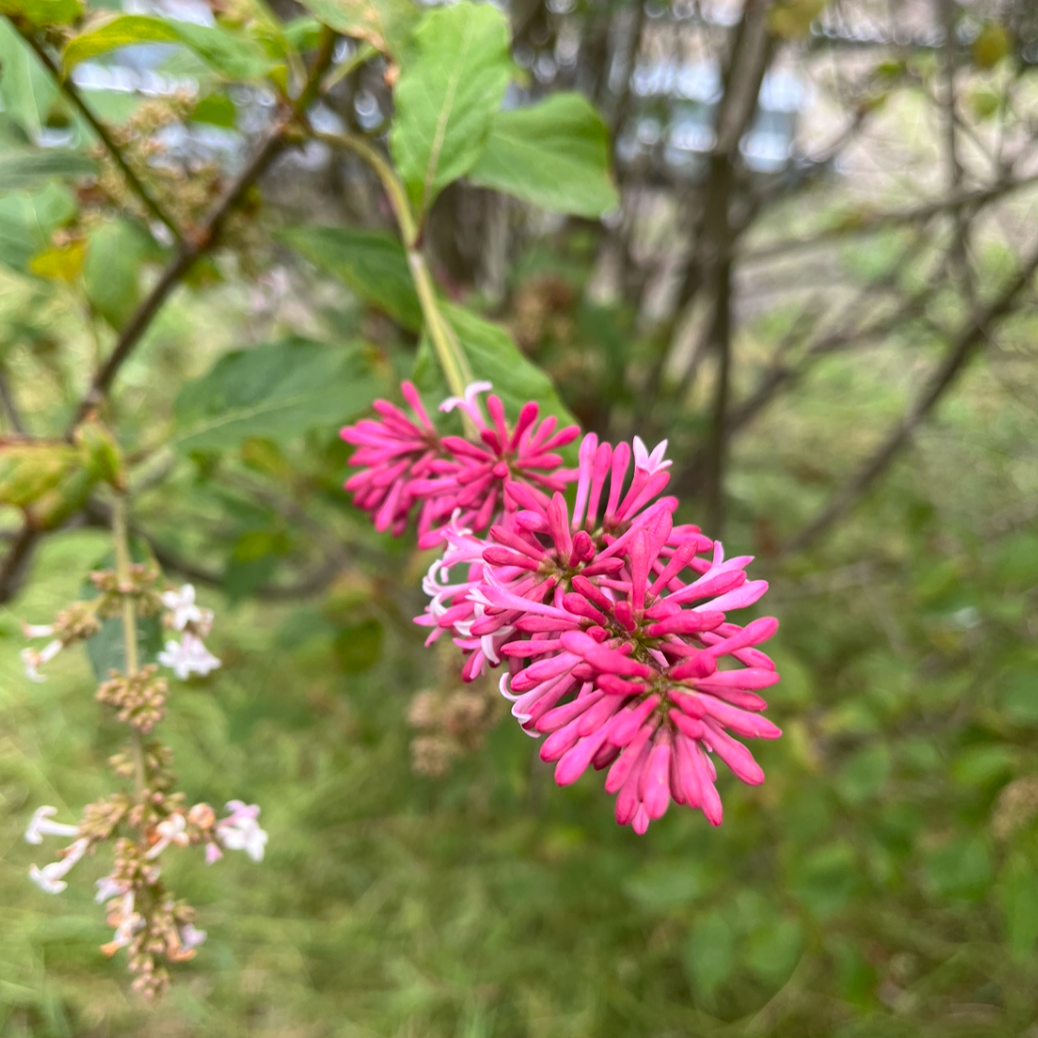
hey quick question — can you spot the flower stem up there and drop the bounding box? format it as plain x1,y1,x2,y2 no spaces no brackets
112,494,145,798
312,130,474,402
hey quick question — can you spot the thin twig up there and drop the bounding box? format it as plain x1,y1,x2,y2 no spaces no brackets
781,239,1038,555
14,25,182,242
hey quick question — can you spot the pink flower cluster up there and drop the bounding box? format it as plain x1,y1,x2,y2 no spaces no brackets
341,383,781,833
341,380,579,548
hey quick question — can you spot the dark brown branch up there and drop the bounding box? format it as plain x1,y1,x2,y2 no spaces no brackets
742,176,1038,266
781,238,1038,555
65,28,335,436
703,255,732,534
14,26,181,241
0,30,337,604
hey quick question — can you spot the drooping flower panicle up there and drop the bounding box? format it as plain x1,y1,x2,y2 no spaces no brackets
21,576,262,1000
340,384,782,833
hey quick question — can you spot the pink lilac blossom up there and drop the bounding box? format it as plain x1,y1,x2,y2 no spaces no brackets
342,385,782,833
341,381,580,548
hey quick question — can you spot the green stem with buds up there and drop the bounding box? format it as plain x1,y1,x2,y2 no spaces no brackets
112,494,145,798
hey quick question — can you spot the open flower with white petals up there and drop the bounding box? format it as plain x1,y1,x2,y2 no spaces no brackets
29,837,90,894
158,633,221,680
161,584,213,636
20,640,62,682
25,806,80,845
216,801,268,862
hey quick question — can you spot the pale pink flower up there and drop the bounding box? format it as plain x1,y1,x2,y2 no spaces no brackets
145,813,189,860
158,632,221,680
216,801,267,861
95,875,130,904
20,639,62,682
161,584,213,635
179,922,207,950
29,837,89,894
25,806,79,845
101,891,143,956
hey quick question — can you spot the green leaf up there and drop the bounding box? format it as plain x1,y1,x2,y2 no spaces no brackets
190,93,236,128
0,0,82,26
413,302,578,441
0,442,81,507
1000,855,1038,962
683,911,734,998
0,181,76,271
277,224,421,331
297,0,417,61
63,15,277,81
172,337,380,453
389,1,511,214
0,148,96,192
82,219,151,330
0,18,58,138
469,93,618,218
29,238,85,281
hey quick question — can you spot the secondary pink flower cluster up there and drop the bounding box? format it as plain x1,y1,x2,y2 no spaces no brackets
341,380,579,548
341,382,781,833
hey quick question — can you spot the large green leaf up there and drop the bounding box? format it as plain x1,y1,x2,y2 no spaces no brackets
297,0,417,61
82,219,151,330
389,1,511,215
277,224,421,331
172,337,380,452
0,0,82,25
0,148,96,192
63,15,277,81
0,19,58,138
0,181,76,271
469,93,619,218
413,302,578,437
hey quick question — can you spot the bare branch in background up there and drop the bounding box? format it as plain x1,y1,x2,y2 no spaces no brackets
782,241,1038,555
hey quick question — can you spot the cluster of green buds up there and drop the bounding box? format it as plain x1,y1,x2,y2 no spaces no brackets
21,493,265,1001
